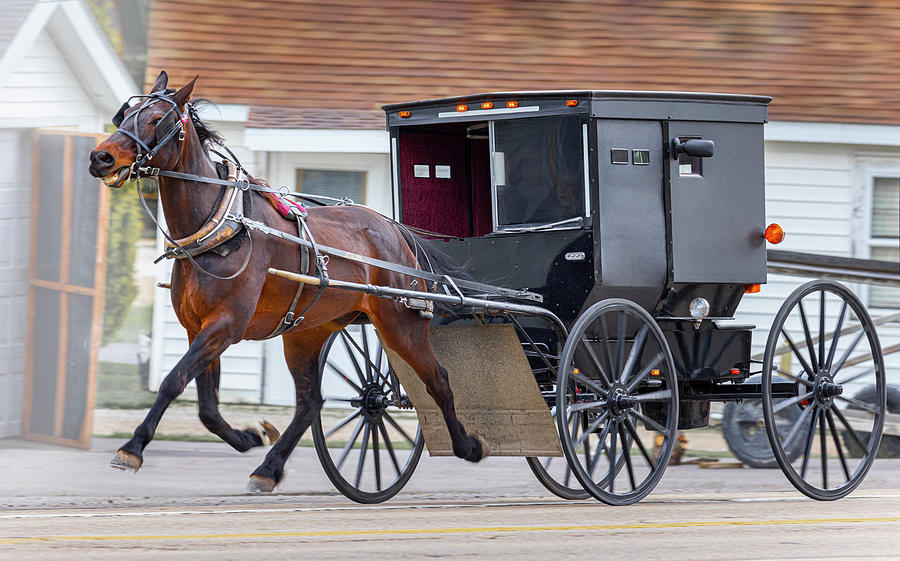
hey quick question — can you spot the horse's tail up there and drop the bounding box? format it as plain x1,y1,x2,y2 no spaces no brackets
393,224,472,282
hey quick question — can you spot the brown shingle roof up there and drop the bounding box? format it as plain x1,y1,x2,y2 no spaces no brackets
147,0,900,128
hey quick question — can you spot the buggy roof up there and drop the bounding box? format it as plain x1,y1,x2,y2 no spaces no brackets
382,90,771,127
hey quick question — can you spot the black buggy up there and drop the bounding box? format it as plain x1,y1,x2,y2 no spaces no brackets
295,91,887,505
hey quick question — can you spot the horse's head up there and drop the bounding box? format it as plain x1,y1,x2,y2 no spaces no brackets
89,71,196,187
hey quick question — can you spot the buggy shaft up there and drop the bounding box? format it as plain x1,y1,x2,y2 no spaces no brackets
266,267,567,334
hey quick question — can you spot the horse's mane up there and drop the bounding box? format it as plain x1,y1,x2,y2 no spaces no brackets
181,95,226,147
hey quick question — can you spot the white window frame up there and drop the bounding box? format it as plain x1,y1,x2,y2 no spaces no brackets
852,154,900,310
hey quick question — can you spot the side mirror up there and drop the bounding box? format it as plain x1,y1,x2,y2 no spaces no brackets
672,138,715,159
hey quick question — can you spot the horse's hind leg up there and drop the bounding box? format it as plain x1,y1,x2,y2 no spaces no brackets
247,327,331,492
370,313,488,463
111,319,237,471
195,358,280,451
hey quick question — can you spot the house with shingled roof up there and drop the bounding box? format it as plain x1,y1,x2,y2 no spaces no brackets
145,0,899,405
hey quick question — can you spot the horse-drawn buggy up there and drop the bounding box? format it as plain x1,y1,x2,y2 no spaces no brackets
90,74,888,506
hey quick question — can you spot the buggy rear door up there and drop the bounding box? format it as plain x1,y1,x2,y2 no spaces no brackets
668,121,767,284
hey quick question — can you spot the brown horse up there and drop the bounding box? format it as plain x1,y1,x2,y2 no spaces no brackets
88,71,487,492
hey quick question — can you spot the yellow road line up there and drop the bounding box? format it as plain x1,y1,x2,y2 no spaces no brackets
2,516,899,544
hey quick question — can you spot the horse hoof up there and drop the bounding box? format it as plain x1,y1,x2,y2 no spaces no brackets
261,420,281,445
246,475,276,493
478,436,491,460
110,450,143,472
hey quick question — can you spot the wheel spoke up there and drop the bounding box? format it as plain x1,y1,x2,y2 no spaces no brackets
340,331,368,386
830,329,866,375
587,419,614,478
598,313,617,382
574,411,608,449
360,325,373,382
578,413,591,469
825,408,851,482
619,423,637,491
378,419,401,477
773,367,814,387
383,412,417,445
607,420,618,493
624,417,656,470
615,311,626,379
797,300,819,374
835,367,874,386
630,408,667,434
336,417,365,470
773,391,815,414
578,337,613,389
825,301,848,372
323,408,363,439
832,406,869,452
568,399,607,413
343,329,386,384
372,421,382,491
325,362,363,393
781,329,817,380
834,395,880,415
620,325,648,383
819,408,828,489
780,403,815,450
570,368,609,397
626,352,664,392
633,389,672,402
799,404,818,479
818,291,826,372
354,423,371,488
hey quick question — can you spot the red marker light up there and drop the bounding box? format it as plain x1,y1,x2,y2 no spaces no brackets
730,368,741,376
398,110,411,118
481,102,494,109
506,101,519,108
456,104,468,112
651,369,660,376
565,99,579,107
745,284,761,294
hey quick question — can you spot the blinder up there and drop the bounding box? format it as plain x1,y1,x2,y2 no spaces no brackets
111,101,129,128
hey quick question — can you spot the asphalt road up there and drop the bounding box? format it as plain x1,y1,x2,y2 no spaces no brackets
0,439,898,560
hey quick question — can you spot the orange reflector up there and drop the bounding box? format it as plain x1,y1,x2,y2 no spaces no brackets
506,101,519,108
764,223,785,244
651,369,660,376
730,368,741,376
456,104,468,112
565,99,579,107
398,110,411,118
745,283,761,294
481,102,494,110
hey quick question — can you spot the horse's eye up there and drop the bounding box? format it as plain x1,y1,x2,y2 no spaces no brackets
151,118,162,124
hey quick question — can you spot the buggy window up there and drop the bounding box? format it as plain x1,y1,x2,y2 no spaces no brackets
493,116,585,228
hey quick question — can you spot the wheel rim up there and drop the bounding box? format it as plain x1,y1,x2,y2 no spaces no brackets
312,325,424,503
762,280,886,500
557,299,678,506
525,401,590,500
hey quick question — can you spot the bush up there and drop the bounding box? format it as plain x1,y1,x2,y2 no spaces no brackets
103,184,142,341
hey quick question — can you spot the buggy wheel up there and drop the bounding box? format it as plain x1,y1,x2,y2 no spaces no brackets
762,280,886,501
556,299,678,506
525,405,590,500
312,325,425,503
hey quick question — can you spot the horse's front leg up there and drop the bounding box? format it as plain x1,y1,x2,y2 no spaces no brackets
196,358,281,451
110,318,239,471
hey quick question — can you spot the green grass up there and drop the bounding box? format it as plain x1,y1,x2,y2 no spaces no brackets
95,361,157,409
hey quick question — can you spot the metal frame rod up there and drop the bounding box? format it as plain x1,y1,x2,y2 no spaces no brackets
267,267,568,335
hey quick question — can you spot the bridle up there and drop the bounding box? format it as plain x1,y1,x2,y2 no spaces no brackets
112,90,189,175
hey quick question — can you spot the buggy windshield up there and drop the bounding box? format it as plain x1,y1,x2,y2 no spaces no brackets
493,116,585,229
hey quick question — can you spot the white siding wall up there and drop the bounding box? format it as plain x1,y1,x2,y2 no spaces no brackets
0,129,28,436
735,141,900,387
0,30,98,131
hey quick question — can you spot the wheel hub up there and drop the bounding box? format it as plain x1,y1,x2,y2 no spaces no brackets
360,383,390,420
812,371,843,405
607,383,637,419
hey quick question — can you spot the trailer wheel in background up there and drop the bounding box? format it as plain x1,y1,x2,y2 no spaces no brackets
842,385,900,459
722,375,811,468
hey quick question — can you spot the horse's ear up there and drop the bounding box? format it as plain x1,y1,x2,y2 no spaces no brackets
171,76,198,108
150,70,168,93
